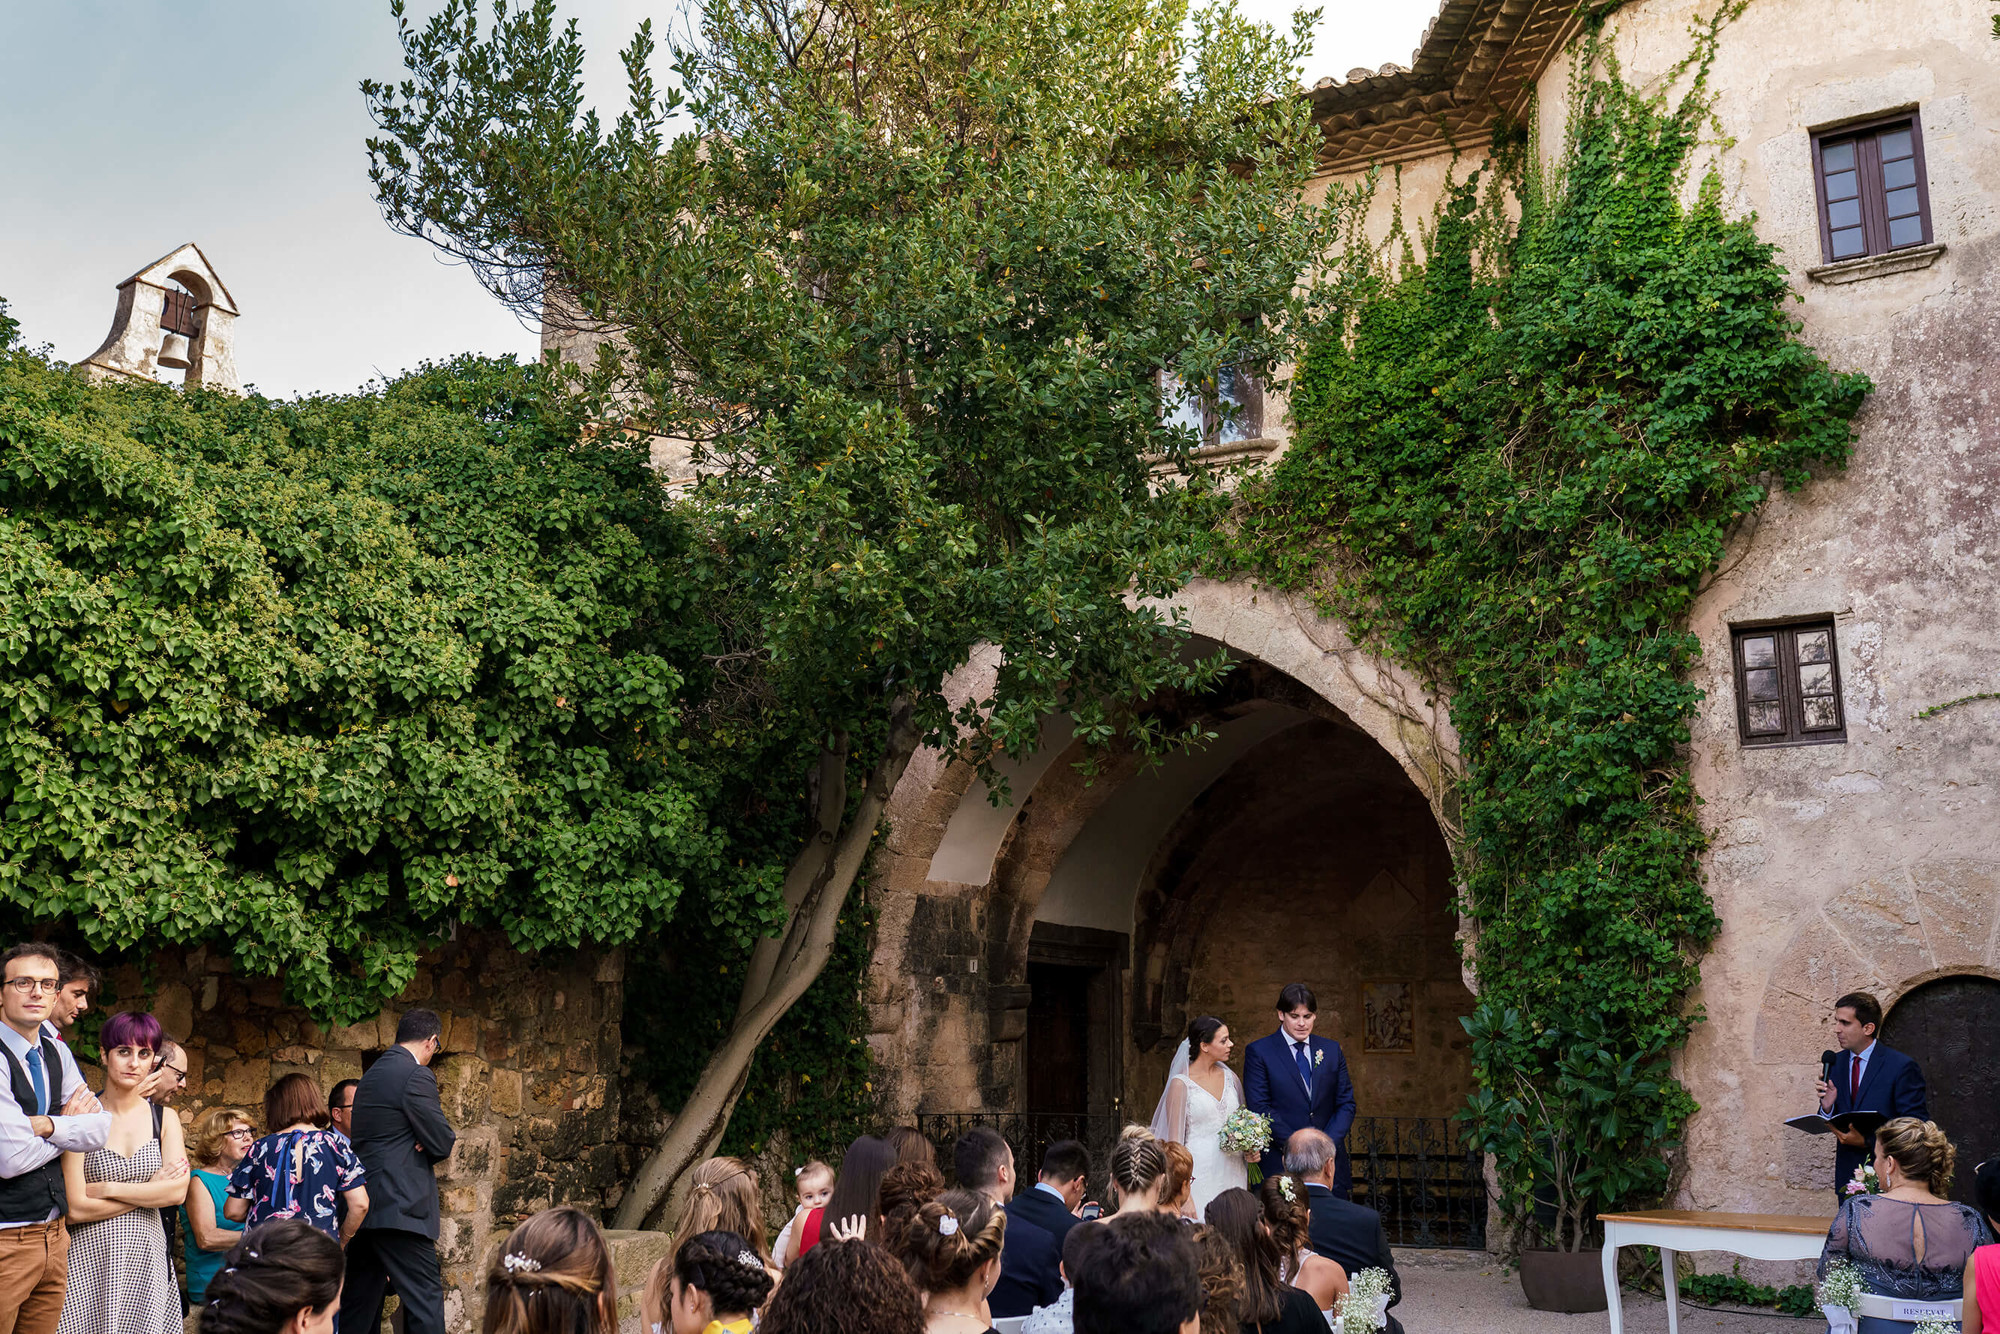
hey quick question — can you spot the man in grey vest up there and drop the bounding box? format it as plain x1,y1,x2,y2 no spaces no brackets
0,942,110,1334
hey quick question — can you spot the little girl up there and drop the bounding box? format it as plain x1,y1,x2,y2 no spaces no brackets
771,1162,834,1269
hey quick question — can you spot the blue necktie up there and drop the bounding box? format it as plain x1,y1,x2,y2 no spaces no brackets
1294,1040,1313,1091
26,1046,47,1116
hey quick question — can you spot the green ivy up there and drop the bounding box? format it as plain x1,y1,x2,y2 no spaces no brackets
1224,10,1869,1243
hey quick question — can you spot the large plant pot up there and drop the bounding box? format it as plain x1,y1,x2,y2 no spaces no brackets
1518,1248,1609,1313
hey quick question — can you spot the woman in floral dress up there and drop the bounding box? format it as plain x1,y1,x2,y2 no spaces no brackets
226,1072,369,1243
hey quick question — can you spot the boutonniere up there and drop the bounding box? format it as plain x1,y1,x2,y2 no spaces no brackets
1313,1050,1325,1068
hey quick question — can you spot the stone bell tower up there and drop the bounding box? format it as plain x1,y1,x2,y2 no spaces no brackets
78,242,240,392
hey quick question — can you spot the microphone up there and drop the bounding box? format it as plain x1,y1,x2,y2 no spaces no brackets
1821,1050,1838,1085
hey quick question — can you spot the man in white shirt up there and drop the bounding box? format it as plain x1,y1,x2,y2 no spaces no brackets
0,942,111,1334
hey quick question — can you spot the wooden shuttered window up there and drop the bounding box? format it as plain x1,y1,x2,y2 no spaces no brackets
1732,621,1846,747
1812,113,1933,264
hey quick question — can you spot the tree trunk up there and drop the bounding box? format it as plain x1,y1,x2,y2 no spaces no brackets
612,696,921,1231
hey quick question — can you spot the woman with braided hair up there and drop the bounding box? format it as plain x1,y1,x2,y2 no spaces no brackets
1108,1126,1170,1217
482,1206,617,1334
197,1218,343,1334
641,1229,774,1334
886,1189,1006,1334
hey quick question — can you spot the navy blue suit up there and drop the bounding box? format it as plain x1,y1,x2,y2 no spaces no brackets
1244,1031,1357,1193
1827,1042,1926,1198
987,1202,1061,1319
1007,1183,1081,1251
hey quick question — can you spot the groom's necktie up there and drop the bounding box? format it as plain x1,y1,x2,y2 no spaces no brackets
1294,1040,1313,1091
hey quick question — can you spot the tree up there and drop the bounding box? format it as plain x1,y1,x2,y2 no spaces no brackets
365,0,1336,1225
0,349,756,1023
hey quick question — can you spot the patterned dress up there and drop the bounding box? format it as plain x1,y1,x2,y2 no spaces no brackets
228,1127,366,1239
55,1137,182,1334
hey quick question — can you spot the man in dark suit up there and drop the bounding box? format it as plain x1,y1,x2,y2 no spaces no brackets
340,1009,457,1334
955,1127,1062,1319
1286,1129,1402,1334
1816,990,1927,1203
1007,1139,1089,1252
1245,983,1358,1195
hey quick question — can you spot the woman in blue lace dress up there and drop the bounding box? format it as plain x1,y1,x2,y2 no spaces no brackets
1817,1118,1994,1334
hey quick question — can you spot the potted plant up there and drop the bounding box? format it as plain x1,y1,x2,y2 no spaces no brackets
1461,1008,1686,1313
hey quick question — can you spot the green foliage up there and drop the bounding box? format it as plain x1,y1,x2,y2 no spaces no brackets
0,298,18,354
1681,1268,1817,1316
1224,12,1868,1245
0,347,760,1023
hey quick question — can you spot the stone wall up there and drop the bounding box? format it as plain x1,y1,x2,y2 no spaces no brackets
105,933,625,1331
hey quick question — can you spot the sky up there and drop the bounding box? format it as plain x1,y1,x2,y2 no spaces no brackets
1,0,1442,399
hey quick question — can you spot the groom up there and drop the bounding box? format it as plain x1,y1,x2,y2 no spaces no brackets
1244,983,1358,1195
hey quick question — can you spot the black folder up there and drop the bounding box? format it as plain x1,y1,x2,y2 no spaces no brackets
1785,1110,1890,1137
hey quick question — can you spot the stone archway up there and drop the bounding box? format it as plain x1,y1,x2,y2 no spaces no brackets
1879,975,2000,1205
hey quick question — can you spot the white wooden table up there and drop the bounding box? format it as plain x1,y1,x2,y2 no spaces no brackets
1599,1210,1833,1334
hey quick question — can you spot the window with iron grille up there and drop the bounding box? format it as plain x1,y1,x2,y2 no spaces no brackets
1160,366,1263,447
1812,114,1933,264
1731,621,1846,747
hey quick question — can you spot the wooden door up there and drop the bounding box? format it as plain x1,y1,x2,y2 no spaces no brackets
1880,974,2000,1206
1025,963,1092,1115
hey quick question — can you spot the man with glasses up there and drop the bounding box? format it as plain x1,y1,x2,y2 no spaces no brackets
328,1079,360,1147
148,1037,191,1312
0,942,110,1334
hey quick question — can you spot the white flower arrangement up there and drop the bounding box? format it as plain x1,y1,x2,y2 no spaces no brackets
1910,1320,1957,1334
1219,1107,1274,1157
1335,1267,1392,1333
1816,1258,1861,1334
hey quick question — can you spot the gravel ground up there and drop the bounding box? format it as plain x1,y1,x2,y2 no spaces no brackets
1396,1248,1822,1334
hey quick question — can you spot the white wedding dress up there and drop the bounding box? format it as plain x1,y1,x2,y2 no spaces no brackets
1154,1066,1250,1218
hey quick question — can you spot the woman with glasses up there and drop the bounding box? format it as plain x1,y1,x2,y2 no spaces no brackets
182,1107,255,1305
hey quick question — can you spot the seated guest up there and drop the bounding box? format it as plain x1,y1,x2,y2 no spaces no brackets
1069,1210,1201,1334
643,1228,774,1334
198,1218,345,1334
672,1157,776,1283
788,1134,897,1264
886,1125,937,1168
758,1231,925,1334
1021,1221,1100,1334
1819,1117,1992,1334
227,1073,369,1243
1284,1128,1402,1334
1260,1174,1347,1316
1108,1126,1170,1216
896,1191,1006,1334
1963,1157,2000,1334
1010,1140,1090,1247
183,1105,255,1305
880,1159,946,1274
1189,1224,1245,1334
1204,1187,1326,1334
483,1205,617,1334
1160,1142,1195,1221
956,1127,1060,1318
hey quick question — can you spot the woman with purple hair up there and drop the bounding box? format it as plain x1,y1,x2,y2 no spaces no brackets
57,1010,188,1334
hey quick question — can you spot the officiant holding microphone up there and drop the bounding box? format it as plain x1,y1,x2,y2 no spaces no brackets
1817,991,1927,1203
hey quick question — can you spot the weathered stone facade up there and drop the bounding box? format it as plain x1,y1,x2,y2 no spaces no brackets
107,933,624,1329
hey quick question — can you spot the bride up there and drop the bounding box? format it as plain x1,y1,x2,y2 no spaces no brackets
1151,1016,1254,1218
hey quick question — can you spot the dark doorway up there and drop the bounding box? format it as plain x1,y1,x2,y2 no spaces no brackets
1025,963,1092,1115
1880,974,2000,1206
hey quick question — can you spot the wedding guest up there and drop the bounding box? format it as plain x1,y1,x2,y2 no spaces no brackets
1160,1142,1195,1220
643,1228,772,1334
482,1206,616,1334
1108,1126,1169,1215
227,1073,369,1242
1204,1187,1324,1334
198,1218,345,1334
0,941,109,1334
672,1157,775,1281
343,1009,455,1334
1244,986,1355,1197
150,1036,191,1311
1009,1140,1089,1249
1259,1174,1347,1316
1816,993,1929,1204
49,953,97,1037
1961,1157,2000,1334
955,1127,1060,1318
1284,1129,1401,1334
886,1126,936,1168
56,1010,189,1334
326,1083,359,1148
772,1161,833,1269
1021,1222,1099,1334
1069,1210,1201,1334
879,1160,946,1267
788,1134,897,1263
758,1231,924,1334
1189,1224,1245,1334
896,1190,1006,1334
183,1106,254,1305
1818,1118,1991,1333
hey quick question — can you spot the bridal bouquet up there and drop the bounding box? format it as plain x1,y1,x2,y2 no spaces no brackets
1845,1162,1882,1196
1335,1268,1393,1333
1218,1108,1273,1158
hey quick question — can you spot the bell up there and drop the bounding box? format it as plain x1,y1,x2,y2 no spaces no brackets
158,332,191,370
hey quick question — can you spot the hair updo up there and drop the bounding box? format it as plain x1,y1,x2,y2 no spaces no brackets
673,1229,774,1319
892,1188,1005,1296
199,1219,343,1334
1109,1125,1169,1204
483,1206,616,1334
1876,1117,1957,1197
1159,1141,1194,1213
879,1159,946,1264
1186,1016,1225,1062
